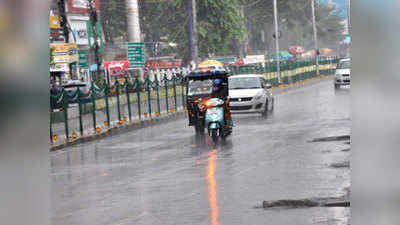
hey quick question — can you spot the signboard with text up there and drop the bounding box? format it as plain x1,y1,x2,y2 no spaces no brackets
67,0,100,13
69,16,89,46
50,43,79,63
78,51,88,68
87,20,103,53
127,42,145,69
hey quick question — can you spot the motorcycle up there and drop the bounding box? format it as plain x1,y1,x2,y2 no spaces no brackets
203,98,232,143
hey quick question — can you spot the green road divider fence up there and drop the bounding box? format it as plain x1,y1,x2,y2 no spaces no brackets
50,56,339,144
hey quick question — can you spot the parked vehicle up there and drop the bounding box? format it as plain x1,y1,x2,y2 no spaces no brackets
334,58,351,89
62,80,91,104
228,74,274,116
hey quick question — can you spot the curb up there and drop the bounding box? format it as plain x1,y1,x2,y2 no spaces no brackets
50,110,187,151
271,75,333,95
50,75,333,151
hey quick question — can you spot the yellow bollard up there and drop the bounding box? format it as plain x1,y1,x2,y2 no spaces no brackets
71,132,78,139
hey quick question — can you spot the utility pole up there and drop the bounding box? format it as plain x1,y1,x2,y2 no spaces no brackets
187,0,198,65
347,0,351,34
88,0,101,80
126,0,141,42
311,0,319,76
57,0,69,43
240,6,248,58
273,0,281,83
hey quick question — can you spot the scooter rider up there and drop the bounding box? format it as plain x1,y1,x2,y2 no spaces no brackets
211,79,233,129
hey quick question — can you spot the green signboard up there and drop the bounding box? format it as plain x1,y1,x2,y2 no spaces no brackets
87,20,103,54
78,50,88,68
127,42,145,68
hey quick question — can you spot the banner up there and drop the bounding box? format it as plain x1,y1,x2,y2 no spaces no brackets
244,55,265,64
50,63,69,72
87,20,103,53
69,16,89,45
67,0,99,13
50,43,79,63
104,61,130,70
49,15,60,29
72,0,88,9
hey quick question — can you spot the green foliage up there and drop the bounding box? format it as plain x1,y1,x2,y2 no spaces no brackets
100,0,344,60
100,0,128,43
197,0,245,58
242,0,345,51
139,0,245,62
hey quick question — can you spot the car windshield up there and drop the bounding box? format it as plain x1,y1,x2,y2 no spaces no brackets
188,79,213,96
229,77,262,89
338,61,351,69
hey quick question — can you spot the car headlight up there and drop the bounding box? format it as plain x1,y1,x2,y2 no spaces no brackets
254,91,264,101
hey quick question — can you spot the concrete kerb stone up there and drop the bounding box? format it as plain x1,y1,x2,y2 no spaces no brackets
50,76,331,151
272,75,333,95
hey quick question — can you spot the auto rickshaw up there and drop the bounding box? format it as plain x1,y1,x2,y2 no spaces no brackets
185,69,231,142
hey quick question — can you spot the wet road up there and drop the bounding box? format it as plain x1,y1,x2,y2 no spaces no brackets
51,79,350,225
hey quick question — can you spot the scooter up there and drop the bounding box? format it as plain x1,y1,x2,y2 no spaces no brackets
204,98,232,143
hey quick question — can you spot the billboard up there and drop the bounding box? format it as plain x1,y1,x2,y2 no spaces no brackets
50,43,79,63
67,0,100,13
50,63,70,72
69,16,89,45
49,15,60,29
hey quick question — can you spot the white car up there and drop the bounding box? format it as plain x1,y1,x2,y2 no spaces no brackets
334,58,351,88
228,74,274,116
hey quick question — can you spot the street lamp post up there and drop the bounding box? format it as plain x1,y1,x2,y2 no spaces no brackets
311,0,319,76
273,0,281,83
88,0,101,81
186,0,198,65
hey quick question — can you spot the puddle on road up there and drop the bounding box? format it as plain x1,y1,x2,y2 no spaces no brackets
309,135,350,143
259,196,350,209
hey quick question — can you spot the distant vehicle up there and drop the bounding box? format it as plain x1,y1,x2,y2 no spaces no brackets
334,58,351,89
204,97,232,144
62,80,91,104
228,74,274,116
185,69,231,135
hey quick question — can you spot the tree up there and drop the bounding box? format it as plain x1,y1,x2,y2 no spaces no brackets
196,0,245,58
241,0,345,53
139,0,245,64
100,0,128,43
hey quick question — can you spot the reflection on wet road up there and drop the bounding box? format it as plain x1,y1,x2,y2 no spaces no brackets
51,79,350,225
207,150,219,225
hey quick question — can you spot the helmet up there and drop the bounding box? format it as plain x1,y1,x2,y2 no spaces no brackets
213,79,222,87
